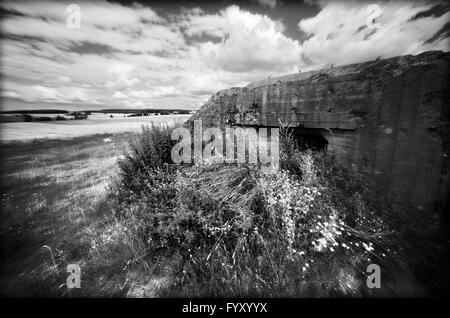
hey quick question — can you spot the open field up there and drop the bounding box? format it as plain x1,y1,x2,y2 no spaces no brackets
0,114,190,142
0,132,137,296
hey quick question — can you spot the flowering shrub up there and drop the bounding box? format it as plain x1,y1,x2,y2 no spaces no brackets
100,125,399,297
258,167,320,254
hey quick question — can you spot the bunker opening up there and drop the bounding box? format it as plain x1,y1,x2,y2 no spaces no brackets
291,128,329,151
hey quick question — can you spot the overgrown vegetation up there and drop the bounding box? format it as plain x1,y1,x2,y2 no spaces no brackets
2,126,447,297
92,125,447,297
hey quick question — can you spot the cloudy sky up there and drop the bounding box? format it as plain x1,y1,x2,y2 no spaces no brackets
0,0,449,111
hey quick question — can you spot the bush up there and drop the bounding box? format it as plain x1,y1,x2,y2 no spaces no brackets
99,124,428,297
162,151,396,297
112,124,176,204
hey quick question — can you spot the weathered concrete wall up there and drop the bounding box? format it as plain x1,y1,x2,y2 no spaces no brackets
192,51,450,216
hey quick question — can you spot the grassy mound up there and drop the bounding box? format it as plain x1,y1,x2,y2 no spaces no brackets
90,125,445,297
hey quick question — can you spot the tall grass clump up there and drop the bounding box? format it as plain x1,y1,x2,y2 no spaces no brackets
97,125,432,297
88,124,178,281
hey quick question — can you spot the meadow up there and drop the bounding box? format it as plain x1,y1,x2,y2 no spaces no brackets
0,132,136,296
0,114,190,142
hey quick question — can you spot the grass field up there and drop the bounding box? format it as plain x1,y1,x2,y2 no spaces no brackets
0,114,190,142
0,132,134,296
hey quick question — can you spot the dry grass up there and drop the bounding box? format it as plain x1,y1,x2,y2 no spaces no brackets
0,133,133,296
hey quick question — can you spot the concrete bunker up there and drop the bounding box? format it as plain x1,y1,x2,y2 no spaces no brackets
193,51,449,221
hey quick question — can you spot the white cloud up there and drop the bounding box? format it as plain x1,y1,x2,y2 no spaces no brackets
65,88,89,102
32,85,60,101
1,1,182,54
128,87,182,99
113,91,127,99
298,1,450,70
0,0,448,110
184,5,302,73
2,91,19,98
57,76,72,83
9,85,91,103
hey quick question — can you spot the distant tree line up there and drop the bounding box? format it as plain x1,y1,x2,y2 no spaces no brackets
21,112,88,122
